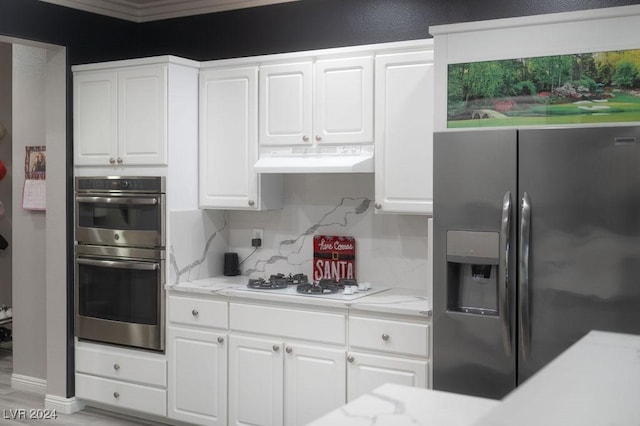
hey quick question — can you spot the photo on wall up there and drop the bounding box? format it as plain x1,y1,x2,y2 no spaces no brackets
447,48,640,128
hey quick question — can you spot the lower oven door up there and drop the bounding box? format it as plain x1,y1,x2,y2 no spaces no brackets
75,245,165,351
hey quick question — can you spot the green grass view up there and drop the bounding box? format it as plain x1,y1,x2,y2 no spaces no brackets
447,50,640,128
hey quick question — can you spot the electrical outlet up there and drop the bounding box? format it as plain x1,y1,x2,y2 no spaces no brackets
252,228,263,248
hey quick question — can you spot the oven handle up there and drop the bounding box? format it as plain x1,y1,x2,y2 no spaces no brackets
77,258,159,271
76,196,158,205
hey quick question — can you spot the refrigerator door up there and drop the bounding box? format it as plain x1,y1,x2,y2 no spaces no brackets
518,126,640,384
433,130,517,399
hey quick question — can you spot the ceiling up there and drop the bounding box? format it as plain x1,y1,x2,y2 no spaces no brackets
40,0,299,22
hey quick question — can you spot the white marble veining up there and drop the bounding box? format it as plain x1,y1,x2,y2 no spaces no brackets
309,383,498,426
168,209,228,284
227,174,430,291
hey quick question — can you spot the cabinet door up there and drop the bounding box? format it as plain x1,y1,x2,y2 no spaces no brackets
259,62,312,146
284,342,346,425
200,67,260,209
374,51,434,214
118,64,168,165
314,56,373,145
74,70,118,166
167,326,227,425
229,335,284,426
347,352,428,401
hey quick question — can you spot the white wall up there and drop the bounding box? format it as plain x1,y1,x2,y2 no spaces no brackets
228,174,430,291
0,43,11,313
12,44,48,382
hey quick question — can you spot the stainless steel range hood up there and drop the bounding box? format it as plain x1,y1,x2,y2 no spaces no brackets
254,145,374,173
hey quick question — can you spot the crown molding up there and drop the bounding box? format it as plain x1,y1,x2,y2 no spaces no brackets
40,0,299,22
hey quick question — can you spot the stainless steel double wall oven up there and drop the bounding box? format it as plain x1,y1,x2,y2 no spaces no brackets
74,176,166,351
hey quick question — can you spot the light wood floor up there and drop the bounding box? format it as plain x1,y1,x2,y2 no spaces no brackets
0,348,163,425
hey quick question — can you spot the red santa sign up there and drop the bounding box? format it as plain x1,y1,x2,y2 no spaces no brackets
313,235,356,282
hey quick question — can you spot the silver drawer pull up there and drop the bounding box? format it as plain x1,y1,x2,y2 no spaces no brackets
382,333,390,341
217,336,224,344
272,344,280,352
285,346,293,354
113,392,120,399
113,364,120,371
347,355,355,363
192,309,199,317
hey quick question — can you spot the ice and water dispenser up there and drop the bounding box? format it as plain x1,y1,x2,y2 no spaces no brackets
446,230,499,316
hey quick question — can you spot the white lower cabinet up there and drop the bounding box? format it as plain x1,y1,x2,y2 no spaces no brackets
228,335,346,426
346,352,428,401
75,340,167,417
228,302,348,426
347,314,431,401
167,294,228,426
167,326,227,425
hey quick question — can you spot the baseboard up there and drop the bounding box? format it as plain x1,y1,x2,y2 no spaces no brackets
44,394,85,414
11,374,47,395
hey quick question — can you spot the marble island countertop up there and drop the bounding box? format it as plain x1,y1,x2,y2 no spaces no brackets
166,276,431,316
310,330,640,426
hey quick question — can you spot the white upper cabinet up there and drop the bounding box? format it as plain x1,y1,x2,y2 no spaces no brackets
259,56,373,147
74,64,167,166
259,61,313,146
374,48,435,215
199,65,282,210
73,57,199,168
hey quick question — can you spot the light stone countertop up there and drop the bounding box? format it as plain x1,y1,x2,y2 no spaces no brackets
309,330,640,426
166,276,431,317
308,383,499,426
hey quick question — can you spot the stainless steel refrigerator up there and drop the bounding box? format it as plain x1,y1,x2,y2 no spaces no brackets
433,126,640,399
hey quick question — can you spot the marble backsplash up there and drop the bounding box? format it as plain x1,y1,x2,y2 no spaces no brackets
228,174,431,292
169,175,432,293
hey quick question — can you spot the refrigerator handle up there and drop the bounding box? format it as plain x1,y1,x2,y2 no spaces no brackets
499,191,512,357
519,192,532,360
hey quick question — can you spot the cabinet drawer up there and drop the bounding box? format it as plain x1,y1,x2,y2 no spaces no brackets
76,373,166,417
168,295,228,329
349,316,429,357
230,303,346,345
75,342,166,387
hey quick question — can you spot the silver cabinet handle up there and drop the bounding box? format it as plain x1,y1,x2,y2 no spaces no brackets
192,309,199,317
285,346,293,354
217,336,224,344
519,192,532,360
381,333,390,341
272,344,280,352
315,135,322,142
302,135,309,142
113,392,120,399
117,157,123,164
113,364,120,371
248,200,255,206
374,203,382,209
109,157,116,164
347,355,354,363
500,191,513,357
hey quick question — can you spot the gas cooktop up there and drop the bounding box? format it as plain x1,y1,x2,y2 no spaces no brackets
241,274,385,301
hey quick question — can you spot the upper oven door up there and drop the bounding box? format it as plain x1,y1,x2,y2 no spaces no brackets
75,193,165,248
